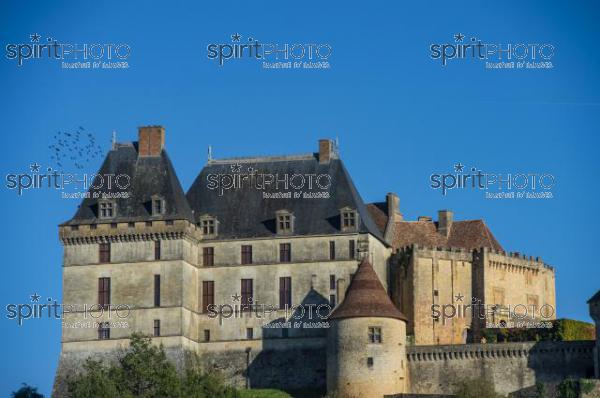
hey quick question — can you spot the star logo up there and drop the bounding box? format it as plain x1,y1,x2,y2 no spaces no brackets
454,293,464,302
230,163,242,173
30,162,41,173
231,33,241,42
30,293,41,302
454,163,464,173
231,293,241,302
454,33,465,42
30,33,41,43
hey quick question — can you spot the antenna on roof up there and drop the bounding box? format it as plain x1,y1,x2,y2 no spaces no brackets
207,145,213,161
335,136,340,155
112,130,117,149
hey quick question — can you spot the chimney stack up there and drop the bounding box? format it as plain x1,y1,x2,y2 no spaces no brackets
383,192,403,245
138,126,165,157
318,139,334,164
437,210,453,237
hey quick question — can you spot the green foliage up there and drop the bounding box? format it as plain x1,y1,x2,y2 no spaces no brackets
557,378,579,398
535,382,546,398
11,383,44,398
67,333,240,398
481,318,595,343
238,389,293,398
454,378,503,398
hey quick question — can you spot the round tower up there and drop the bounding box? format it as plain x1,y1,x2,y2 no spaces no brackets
327,259,408,398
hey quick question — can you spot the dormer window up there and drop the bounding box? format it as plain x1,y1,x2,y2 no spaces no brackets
276,210,294,235
99,201,116,219
340,207,358,231
200,215,218,236
151,196,165,216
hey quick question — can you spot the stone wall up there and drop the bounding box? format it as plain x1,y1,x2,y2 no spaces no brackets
406,341,596,397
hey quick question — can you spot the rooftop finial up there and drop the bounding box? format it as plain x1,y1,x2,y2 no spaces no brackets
208,145,213,161
112,130,117,149
335,136,339,155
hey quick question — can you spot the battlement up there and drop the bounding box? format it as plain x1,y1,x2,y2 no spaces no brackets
406,340,594,362
58,219,199,245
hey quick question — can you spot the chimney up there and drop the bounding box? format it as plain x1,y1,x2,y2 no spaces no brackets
138,126,165,156
318,139,334,164
438,210,453,237
383,192,403,244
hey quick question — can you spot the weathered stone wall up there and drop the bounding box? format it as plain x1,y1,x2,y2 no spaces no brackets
406,341,596,397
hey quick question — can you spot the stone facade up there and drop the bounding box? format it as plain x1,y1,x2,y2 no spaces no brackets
53,128,576,398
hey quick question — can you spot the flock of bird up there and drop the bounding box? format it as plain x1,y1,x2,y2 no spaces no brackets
48,126,104,170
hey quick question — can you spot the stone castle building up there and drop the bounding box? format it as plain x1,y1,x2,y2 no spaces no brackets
53,126,594,397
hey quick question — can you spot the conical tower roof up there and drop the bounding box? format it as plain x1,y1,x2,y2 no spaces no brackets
329,258,407,321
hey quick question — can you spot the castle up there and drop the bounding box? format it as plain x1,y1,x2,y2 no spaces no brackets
53,126,597,397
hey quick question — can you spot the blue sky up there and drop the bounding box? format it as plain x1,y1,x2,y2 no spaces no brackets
1,1,599,395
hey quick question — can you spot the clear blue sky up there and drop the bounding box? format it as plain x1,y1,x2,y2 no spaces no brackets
1,1,599,396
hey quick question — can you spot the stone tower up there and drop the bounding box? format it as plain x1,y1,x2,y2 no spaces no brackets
589,290,600,378
327,258,408,398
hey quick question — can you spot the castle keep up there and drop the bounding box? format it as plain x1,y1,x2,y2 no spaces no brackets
53,126,594,397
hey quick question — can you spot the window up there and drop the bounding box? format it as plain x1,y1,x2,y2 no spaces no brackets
154,275,161,307
146,221,153,227
152,198,164,215
329,294,336,307
241,245,253,265
329,241,336,260
204,329,211,342
98,277,111,309
110,223,117,229
203,247,214,266
279,277,292,309
330,274,336,290
153,319,160,337
246,328,254,339
276,210,294,234
279,243,291,263
154,240,161,260
368,327,382,343
349,240,355,259
99,242,111,263
202,281,214,313
98,322,110,340
433,289,439,297
99,201,115,218
127,222,134,228
166,220,174,226
91,224,97,230
367,357,374,367
241,279,253,311
200,216,217,235
70,225,79,231
341,208,357,231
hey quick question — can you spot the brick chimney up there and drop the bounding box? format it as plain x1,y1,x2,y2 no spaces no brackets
318,139,334,164
138,126,165,157
437,210,453,237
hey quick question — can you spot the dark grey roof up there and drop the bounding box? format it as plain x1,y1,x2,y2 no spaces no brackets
588,290,600,303
63,143,193,225
186,155,386,242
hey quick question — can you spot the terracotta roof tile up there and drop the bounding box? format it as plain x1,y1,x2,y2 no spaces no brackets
329,259,407,321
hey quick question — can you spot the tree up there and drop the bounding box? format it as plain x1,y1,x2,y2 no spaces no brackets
11,383,44,398
67,333,237,398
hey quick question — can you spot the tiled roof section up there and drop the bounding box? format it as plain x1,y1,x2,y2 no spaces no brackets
366,202,388,233
366,203,503,251
63,143,193,224
588,290,600,303
329,259,407,321
391,219,503,251
186,157,385,241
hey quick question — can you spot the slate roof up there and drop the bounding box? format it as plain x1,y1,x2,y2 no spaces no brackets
329,258,407,321
588,290,600,303
186,155,386,241
63,143,193,225
366,204,503,251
